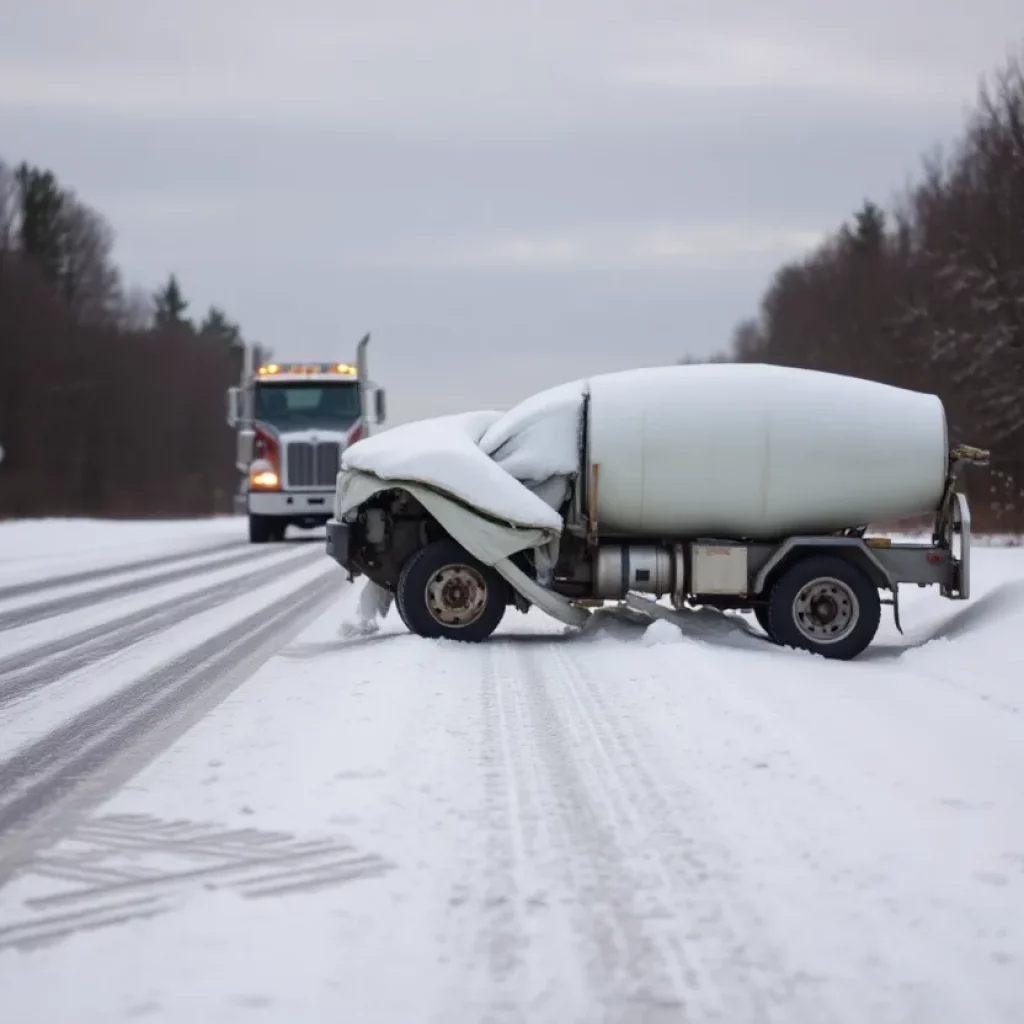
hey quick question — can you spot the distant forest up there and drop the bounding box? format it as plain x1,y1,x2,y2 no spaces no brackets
0,160,263,518
696,45,1024,533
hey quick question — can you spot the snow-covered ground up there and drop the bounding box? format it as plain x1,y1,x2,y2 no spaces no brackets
0,516,247,587
1,519,1023,1023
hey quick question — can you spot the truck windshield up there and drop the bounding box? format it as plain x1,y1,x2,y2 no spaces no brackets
254,382,361,429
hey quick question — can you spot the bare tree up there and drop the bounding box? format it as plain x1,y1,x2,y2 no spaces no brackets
117,284,155,331
57,194,123,324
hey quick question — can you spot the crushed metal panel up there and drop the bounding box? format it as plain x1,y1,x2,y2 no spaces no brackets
691,543,749,595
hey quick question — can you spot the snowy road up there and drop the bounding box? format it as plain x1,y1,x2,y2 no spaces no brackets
0,522,345,879
1,519,1023,1023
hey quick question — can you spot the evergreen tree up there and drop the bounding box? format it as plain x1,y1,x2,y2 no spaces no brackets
153,273,190,330
199,305,241,345
15,163,65,283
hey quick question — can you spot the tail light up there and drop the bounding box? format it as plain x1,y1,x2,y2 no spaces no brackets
346,422,364,445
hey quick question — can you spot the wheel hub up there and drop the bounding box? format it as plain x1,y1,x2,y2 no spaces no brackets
426,565,488,627
792,577,859,644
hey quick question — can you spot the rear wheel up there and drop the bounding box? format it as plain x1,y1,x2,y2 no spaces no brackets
767,555,880,660
396,540,509,642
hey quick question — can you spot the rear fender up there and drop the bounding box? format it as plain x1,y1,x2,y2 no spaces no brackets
752,537,894,596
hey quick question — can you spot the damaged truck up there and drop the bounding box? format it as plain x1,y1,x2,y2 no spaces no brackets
324,363,988,660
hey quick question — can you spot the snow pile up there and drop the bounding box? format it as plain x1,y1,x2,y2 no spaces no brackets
477,379,586,497
640,619,686,646
340,410,563,531
340,381,588,532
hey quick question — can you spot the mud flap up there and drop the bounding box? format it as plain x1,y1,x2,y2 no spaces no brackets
883,584,903,635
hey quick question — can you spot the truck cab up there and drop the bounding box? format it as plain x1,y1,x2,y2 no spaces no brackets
226,334,385,543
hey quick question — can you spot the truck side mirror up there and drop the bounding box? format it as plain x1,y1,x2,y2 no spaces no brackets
374,388,387,424
237,427,254,468
226,387,240,427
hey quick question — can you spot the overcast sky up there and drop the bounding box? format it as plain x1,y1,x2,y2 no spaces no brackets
2,1,1021,423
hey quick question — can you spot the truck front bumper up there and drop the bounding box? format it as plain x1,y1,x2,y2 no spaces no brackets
248,490,334,517
326,518,353,572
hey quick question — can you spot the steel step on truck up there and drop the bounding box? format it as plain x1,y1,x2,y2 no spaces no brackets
226,334,386,543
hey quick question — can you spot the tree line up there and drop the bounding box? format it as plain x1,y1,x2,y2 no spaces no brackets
696,44,1024,533
0,158,260,518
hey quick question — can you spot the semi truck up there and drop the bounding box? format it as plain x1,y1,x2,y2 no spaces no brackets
226,333,386,543
324,363,989,660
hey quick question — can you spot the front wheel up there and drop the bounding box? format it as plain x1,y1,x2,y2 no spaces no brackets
396,540,509,642
248,515,286,544
767,555,880,660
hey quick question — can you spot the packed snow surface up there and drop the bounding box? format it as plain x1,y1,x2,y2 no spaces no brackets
0,516,243,586
0,519,1023,1023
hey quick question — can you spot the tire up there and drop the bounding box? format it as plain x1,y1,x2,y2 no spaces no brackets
396,540,509,642
249,514,271,544
249,515,286,543
394,590,412,630
767,555,881,660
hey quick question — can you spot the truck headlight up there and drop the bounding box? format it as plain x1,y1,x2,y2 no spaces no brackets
249,459,280,490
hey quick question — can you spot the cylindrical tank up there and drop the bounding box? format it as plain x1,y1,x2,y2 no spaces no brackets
586,364,948,539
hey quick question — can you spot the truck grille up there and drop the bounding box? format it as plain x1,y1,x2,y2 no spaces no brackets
285,441,341,489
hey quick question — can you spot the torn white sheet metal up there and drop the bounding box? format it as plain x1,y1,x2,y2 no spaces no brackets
336,470,591,629
335,387,592,628
339,410,568,532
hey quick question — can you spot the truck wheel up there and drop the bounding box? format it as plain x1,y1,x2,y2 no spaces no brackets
394,588,412,630
396,540,509,642
249,515,271,544
249,516,286,543
767,555,880,660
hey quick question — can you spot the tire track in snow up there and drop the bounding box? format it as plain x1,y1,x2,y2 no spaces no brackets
539,643,826,1023
462,638,692,1023
0,547,324,709
0,536,250,603
464,637,830,1024
470,644,534,1024
0,542,302,629
0,566,344,879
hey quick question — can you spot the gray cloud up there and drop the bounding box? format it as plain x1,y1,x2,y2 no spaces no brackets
2,1,1021,422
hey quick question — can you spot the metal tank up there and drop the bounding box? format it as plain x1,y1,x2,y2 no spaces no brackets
584,364,949,539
